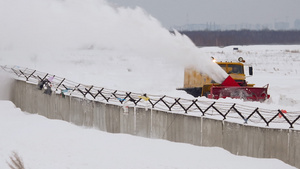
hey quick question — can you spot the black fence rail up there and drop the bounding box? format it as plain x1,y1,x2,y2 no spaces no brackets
2,65,300,129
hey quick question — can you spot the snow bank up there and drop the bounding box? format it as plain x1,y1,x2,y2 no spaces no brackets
0,100,295,169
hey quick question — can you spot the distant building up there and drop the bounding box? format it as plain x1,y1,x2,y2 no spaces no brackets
174,23,220,31
274,22,289,30
173,22,297,31
294,19,300,30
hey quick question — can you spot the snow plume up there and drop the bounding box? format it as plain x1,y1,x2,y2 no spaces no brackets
172,45,229,83
0,0,227,83
0,0,170,52
194,57,228,84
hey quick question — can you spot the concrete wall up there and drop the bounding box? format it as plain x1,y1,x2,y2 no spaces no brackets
11,80,300,168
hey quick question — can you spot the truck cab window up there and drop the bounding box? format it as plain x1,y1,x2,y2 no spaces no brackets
228,65,243,74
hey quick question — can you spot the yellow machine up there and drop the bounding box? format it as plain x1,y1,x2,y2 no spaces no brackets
178,57,269,101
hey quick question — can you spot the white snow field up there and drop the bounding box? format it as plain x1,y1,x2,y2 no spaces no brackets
0,100,296,169
0,0,299,168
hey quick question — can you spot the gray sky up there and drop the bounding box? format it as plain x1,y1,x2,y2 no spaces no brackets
107,0,300,29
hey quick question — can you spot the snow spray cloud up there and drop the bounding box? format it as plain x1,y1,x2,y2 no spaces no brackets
0,0,171,52
0,0,227,83
180,47,228,83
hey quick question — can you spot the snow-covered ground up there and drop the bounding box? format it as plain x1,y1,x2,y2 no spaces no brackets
0,100,296,169
0,0,299,168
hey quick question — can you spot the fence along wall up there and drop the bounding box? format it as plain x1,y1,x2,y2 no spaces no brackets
11,79,300,168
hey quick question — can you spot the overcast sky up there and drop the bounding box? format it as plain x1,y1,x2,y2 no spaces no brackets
107,0,300,29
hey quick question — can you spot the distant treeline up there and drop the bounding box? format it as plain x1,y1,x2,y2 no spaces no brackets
179,30,300,46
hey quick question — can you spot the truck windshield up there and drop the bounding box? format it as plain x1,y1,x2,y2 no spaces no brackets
228,64,243,74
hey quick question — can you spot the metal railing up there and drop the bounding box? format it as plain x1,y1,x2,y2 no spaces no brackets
2,65,300,129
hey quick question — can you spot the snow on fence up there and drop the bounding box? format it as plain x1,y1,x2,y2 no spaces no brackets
2,65,300,129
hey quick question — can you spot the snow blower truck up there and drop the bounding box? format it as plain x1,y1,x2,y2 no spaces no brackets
177,57,270,101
